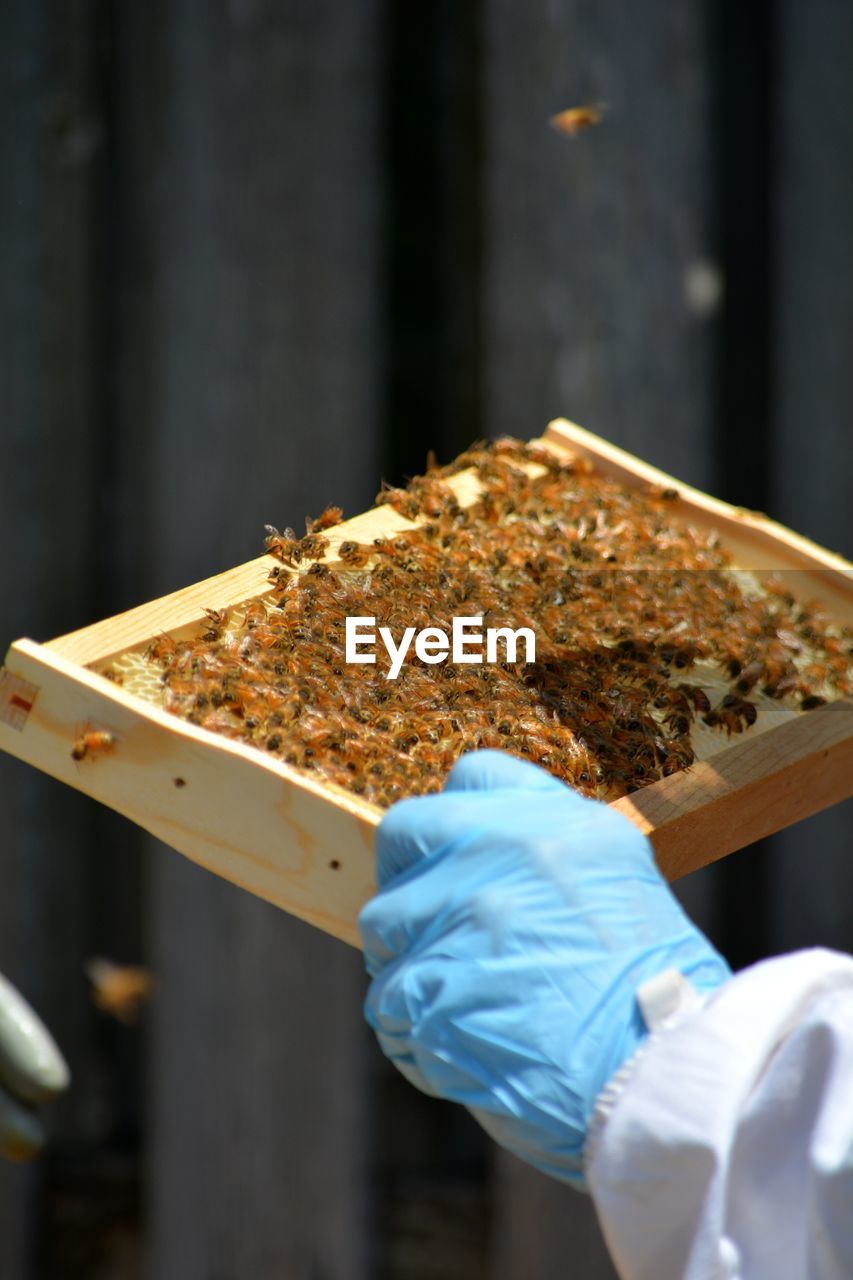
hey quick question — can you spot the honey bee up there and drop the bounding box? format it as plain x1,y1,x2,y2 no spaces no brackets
703,695,758,735
200,709,243,736
337,539,370,568
243,601,268,630
404,475,460,519
763,673,800,698
549,104,607,136
147,633,177,662
267,563,291,585
85,957,153,1024
677,683,711,715
298,533,330,561
202,607,229,640
264,525,301,564
734,659,764,695
306,505,343,533
375,483,421,521
71,726,115,762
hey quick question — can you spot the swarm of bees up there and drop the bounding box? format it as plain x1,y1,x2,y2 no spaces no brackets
112,439,851,808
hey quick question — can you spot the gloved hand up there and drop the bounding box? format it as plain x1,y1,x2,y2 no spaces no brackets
0,972,69,1161
359,750,731,1187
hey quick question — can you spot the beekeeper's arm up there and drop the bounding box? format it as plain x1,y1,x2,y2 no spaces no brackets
359,751,853,1280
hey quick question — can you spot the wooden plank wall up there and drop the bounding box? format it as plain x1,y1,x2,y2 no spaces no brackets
0,3,850,1278
0,4,135,1274
116,4,381,1277
767,1,853,964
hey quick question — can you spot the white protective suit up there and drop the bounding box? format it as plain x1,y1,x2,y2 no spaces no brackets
586,948,853,1280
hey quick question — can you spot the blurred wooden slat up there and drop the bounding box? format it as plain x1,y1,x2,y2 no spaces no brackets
767,1,853,959
490,1154,615,1280
0,8,48,1268
0,3,110,1275
481,4,716,1273
113,2,381,1274
772,3,853,562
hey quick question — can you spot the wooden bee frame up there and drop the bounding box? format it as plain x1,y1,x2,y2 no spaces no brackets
2,420,851,947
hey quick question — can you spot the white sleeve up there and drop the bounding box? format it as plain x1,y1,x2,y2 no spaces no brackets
584,948,853,1280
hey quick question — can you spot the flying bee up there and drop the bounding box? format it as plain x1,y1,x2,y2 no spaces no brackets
71,726,115,762
85,957,153,1024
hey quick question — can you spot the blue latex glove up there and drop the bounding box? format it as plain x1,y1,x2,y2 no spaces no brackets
359,750,731,1187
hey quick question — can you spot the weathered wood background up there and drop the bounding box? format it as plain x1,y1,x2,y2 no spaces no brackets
1,3,850,1276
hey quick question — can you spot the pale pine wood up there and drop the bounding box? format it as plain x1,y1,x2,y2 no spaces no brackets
2,423,851,945
1,640,378,947
613,699,853,880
